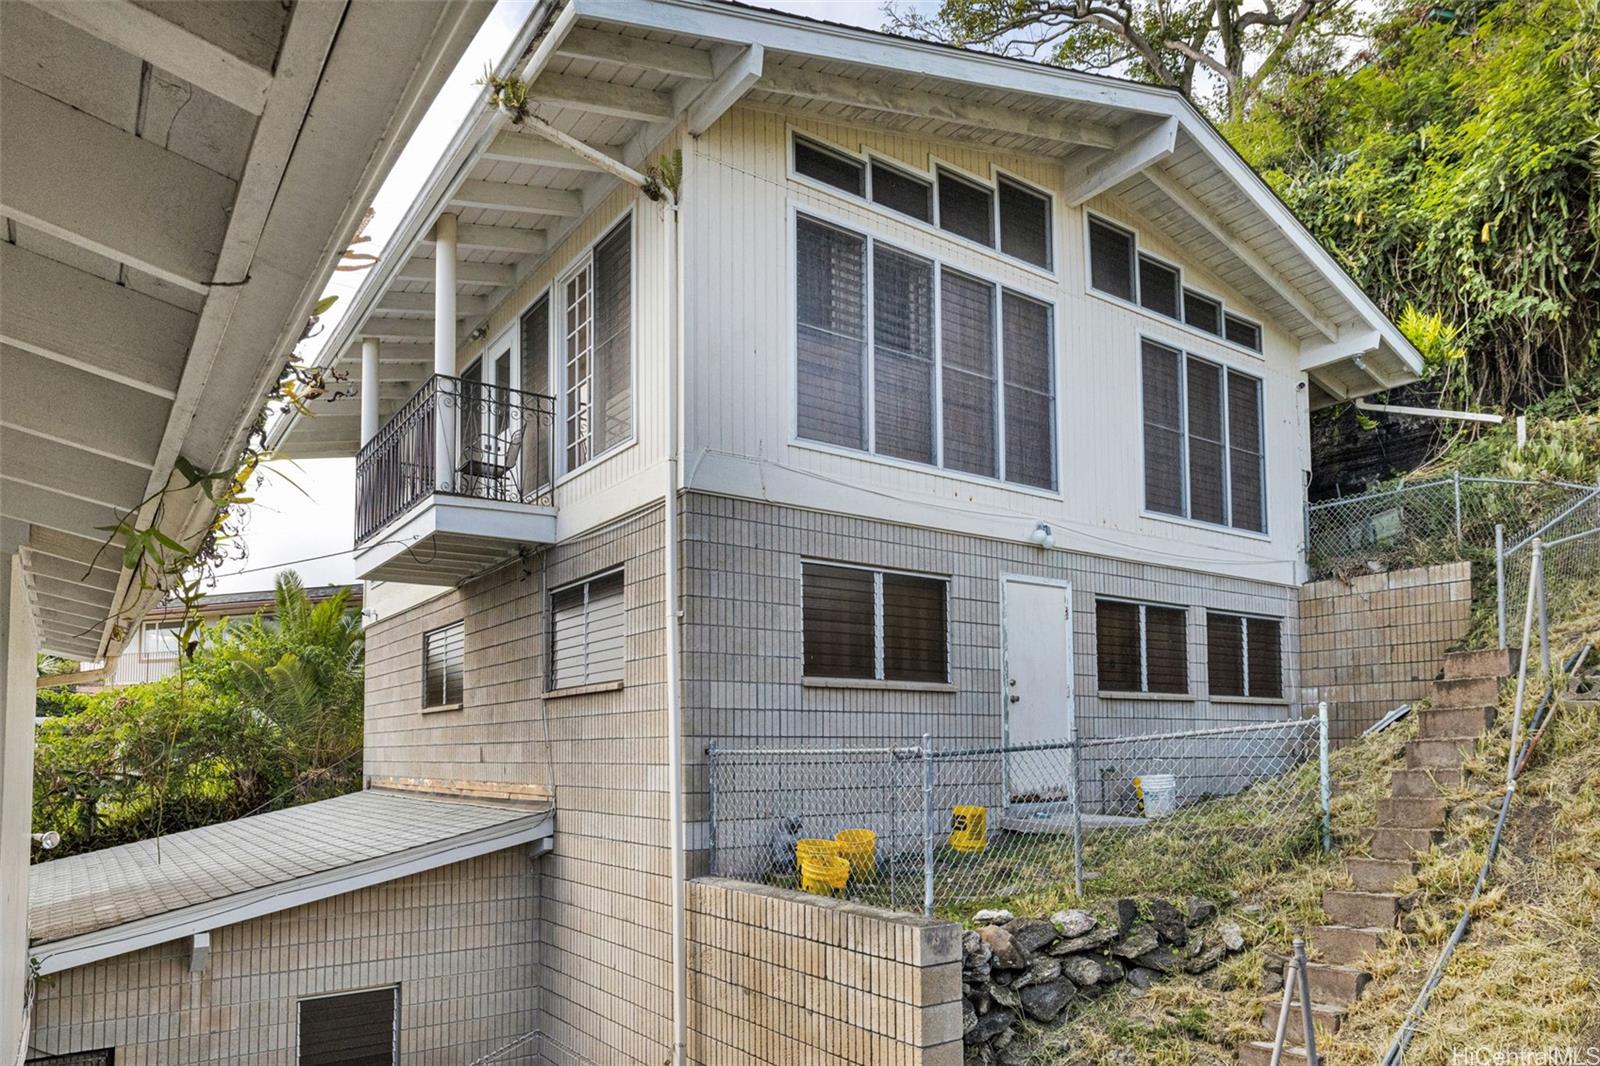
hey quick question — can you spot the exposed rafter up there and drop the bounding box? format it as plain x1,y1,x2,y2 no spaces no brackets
687,44,764,137
483,131,610,171
1062,116,1177,206
554,25,715,80
528,71,674,122
396,256,516,288
449,180,583,217
421,223,548,255
375,292,492,316
1300,328,1381,373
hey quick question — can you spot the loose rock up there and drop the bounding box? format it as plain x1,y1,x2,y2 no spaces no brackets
1115,898,1139,937
1051,909,1097,938
1006,917,1058,955
1185,896,1218,927
1135,947,1183,975
1048,926,1118,955
1218,921,1245,952
1148,899,1187,946
1124,966,1157,990
1110,924,1159,959
1060,955,1104,987
969,1008,1013,1043
1012,956,1061,991
979,924,1027,970
1019,978,1076,1023
974,908,1015,925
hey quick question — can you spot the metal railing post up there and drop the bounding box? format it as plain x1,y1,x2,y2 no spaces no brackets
921,733,935,917
1452,471,1463,541
1507,540,1542,793
1068,738,1084,897
1318,703,1332,852
706,743,718,875
1495,524,1507,649
885,754,896,912
1537,539,1551,679
1295,938,1320,1065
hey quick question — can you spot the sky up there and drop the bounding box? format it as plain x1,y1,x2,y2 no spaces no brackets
214,0,924,595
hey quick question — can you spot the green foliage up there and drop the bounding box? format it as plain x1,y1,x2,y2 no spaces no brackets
35,688,89,719
1231,0,1600,408
32,572,364,857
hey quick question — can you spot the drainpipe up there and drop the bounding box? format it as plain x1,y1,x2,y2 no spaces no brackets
662,183,688,1065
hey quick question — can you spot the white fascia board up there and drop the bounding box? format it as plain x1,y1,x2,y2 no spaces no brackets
30,811,553,976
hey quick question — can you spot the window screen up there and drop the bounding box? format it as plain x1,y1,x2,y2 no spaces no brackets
998,177,1050,268
871,161,932,222
937,170,994,246
1002,292,1055,489
794,136,864,195
1225,313,1262,351
549,571,625,690
803,563,947,682
1186,357,1227,525
520,296,551,491
1096,600,1188,694
1207,613,1281,698
796,216,867,449
882,573,948,682
1088,217,1135,300
1183,288,1223,335
872,245,936,464
1228,370,1265,532
1138,256,1180,318
591,218,632,455
299,988,396,1066
423,622,463,708
1141,340,1184,517
940,271,998,478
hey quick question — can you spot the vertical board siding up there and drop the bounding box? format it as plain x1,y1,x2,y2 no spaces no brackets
28,853,538,1064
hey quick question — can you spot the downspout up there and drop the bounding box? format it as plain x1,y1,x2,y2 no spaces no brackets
662,178,688,1066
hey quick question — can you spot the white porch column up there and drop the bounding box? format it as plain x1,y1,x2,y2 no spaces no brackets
360,337,380,445
1,555,38,1060
433,212,457,377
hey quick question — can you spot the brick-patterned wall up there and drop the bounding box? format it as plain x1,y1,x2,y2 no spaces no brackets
27,851,538,1064
686,878,963,1065
362,504,672,1064
1299,562,1473,744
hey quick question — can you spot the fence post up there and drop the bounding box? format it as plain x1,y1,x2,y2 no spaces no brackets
706,742,718,875
921,733,935,917
1537,538,1551,679
1068,739,1084,898
886,753,897,913
1495,523,1507,649
1507,540,1542,793
1318,703,1332,852
1452,471,1463,542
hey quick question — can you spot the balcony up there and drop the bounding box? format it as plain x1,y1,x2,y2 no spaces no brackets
352,374,557,585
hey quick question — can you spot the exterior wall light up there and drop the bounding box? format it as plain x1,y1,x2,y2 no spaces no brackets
1029,522,1055,550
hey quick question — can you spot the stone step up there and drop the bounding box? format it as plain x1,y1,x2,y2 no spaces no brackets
1290,960,1371,1004
1323,889,1399,929
1239,1040,1308,1065
1432,675,1501,708
1390,767,1462,796
1376,796,1449,829
1443,647,1519,680
1313,923,1385,966
1407,737,1478,769
1258,996,1347,1046
1348,856,1418,892
1371,826,1444,860
1418,704,1496,739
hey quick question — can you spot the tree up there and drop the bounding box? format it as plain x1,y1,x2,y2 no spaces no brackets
32,572,364,857
891,0,1357,121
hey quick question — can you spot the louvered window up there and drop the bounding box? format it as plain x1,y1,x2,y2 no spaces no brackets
1183,288,1223,335
422,622,463,709
561,216,631,472
1207,613,1282,698
1088,217,1135,300
998,177,1050,269
796,216,867,449
873,245,936,464
1141,341,1266,533
1096,600,1188,695
940,270,997,478
937,169,994,246
795,135,864,195
1139,255,1180,318
871,160,932,222
1002,292,1056,489
1225,313,1262,351
803,562,947,682
549,571,625,690
299,988,397,1066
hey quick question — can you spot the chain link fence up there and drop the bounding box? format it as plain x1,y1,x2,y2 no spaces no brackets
707,716,1326,916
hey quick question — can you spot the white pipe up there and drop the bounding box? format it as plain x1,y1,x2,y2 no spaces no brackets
1352,399,1504,425
663,191,688,1065
515,113,655,190
360,337,380,445
433,213,457,376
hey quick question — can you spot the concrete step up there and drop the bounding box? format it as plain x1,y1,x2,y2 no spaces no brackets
1348,856,1418,892
1258,996,1347,1046
1371,826,1444,860
1443,647,1519,680
1407,737,1478,769
1300,961,1371,1004
1418,705,1496,739
1239,1041,1308,1065
1432,675,1501,708
1376,796,1449,829
1323,889,1399,929
1313,923,1385,966
1391,767,1462,795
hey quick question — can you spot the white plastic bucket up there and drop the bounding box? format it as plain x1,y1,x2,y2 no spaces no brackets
1136,774,1178,819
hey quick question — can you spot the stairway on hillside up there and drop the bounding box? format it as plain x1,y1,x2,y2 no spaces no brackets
1238,646,1519,1064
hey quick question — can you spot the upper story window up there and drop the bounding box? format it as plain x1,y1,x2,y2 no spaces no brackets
1096,599,1188,695
801,562,948,683
559,215,632,473
520,295,553,492
795,214,1057,491
1207,612,1283,699
790,133,1053,272
549,570,625,690
423,621,464,709
1087,213,1263,353
299,988,397,1066
1141,339,1266,533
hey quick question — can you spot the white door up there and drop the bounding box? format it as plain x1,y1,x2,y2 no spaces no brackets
1002,576,1075,801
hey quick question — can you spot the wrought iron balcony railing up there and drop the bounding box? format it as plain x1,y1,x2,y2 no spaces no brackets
355,374,556,547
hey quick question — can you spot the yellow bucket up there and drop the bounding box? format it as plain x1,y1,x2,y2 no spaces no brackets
796,838,838,868
834,829,877,875
949,805,988,853
800,854,851,895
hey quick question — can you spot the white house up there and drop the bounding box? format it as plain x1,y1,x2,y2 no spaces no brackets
18,1,1422,1063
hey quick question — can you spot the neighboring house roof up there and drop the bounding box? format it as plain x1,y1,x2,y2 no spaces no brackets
274,0,1421,459
28,789,553,976
142,583,365,624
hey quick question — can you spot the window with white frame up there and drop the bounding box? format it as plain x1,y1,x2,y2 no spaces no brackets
801,562,948,683
1141,339,1265,533
549,570,625,690
559,216,632,473
298,987,398,1066
1096,599,1188,695
1207,612,1283,698
422,622,464,709
795,214,1058,490
519,294,552,491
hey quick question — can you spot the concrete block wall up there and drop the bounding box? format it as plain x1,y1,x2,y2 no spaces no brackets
26,851,538,1064
686,878,963,1065
1299,562,1474,743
